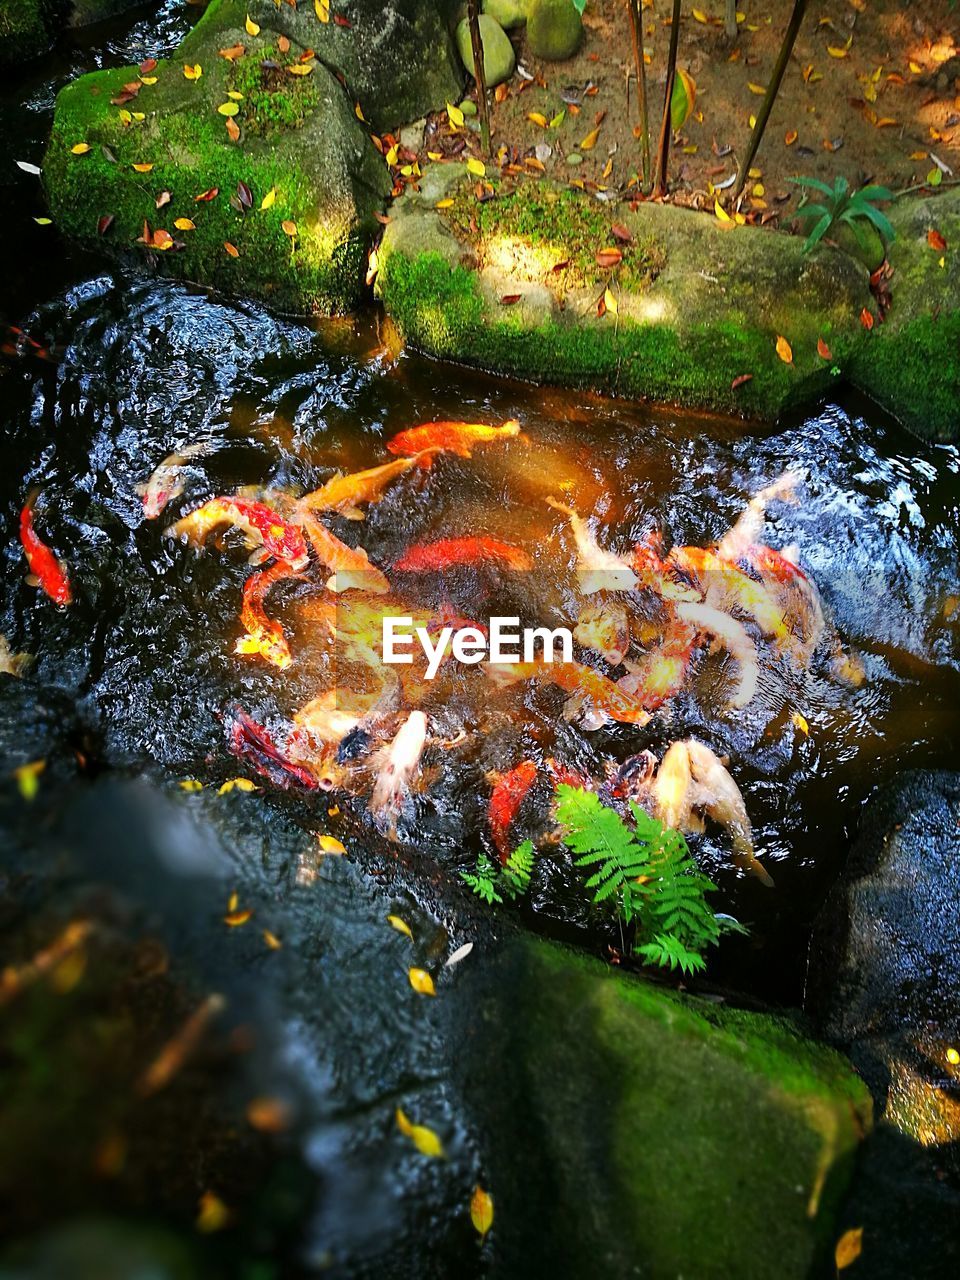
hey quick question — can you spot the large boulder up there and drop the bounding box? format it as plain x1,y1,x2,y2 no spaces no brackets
482,0,527,30
807,771,960,1279
43,5,394,315
848,189,960,442
0,0,57,64
376,169,875,420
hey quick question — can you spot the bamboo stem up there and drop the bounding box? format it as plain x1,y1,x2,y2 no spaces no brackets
466,0,492,157
627,0,651,191
732,0,809,200
653,0,682,198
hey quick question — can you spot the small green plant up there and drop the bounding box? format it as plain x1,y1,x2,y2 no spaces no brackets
555,785,745,975
789,175,895,255
461,840,536,904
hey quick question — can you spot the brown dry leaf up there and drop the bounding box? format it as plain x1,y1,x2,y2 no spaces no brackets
817,337,833,360
155,190,171,209
835,1227,863,1270
225,116,241,142
470,1185,494,1237
97,213,114,236
775,335,793,363
500,293,522,305
928,228,947,251
611,223,633,243
595,247,622,268
785,130,798,145
731,373,753,389
860,308,874,330
219,44,245,61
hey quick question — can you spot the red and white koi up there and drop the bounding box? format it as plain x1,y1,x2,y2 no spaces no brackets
165,496,310,570
137,440,217,519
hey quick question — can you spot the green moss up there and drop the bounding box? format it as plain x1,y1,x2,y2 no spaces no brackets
228,52,322,138
850,310,960,442
43,62,375,314
444,178,665,294
378,248,837,416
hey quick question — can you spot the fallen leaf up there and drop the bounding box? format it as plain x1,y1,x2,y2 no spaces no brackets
580,127,600,150
139,57,157,74
287,63,314,76
219,44,245,61
466,157,486,177
447,102,465,128
408,967,436,996
132,162,154,172
16,160,42,175
179,778,203,791
611,222,633,243
246,1097,291,1132
151,229,173,250
183,63,202,80
262,929,283,949
445,941,474,967
470,1185,494,1237
316,833,344,853
32,217,52,225
775,335,793,363
260,187,277,210
195,187,219,201
435,197,454,209
928,167,943,188
928,228,947,251
396,1107,444,1157
224,241,240,257
218,777,257,794
835,1227,863,1271
71,143,91,155
218,102,239,116
748,82,766,94
500,293,522,305
245,14,260,36
387,915,413,940
792,711,810,736
785,130,798,145
196,1191,230,1233
155,189,171,209
714,197,732,224
816,337,832,360
731,373,753,390
236,180,253,209
278,35,290,53
527,111,548,128
860,308,874,330
603,287,618,314
225,116,241,142
315,0,330,21
14,759,45,802
98,213,115,235
595,246,622,268
224,908,253,926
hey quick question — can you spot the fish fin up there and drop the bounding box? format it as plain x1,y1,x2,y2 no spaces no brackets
340,506,366,521
24,574,39,588
248,547,271,566
133,482,147,495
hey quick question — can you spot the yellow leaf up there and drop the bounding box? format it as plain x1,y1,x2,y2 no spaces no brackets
580,127,600,150
827,45,849,58
408,967,436,995
396,1108,445,1158
527,111,548,128
33,216,52,225
835,1227,863,1271
466,157,486,177
355,102,367,122
227,891,238,912
388,914,414,940
196,1191,230,1233
315,0,330,21
909,61,922,74
224,908,253,926
385,143,399,165
14,759,45,802
218,102,239,116
140,76,158,84
714,197,732,224
262,929,283,950
118,109,132,124
447,102,465,128
791,711,810,736
435,197,454,208
287,63,314,76
179,778,203,791
71,142,91,154
257,188,276,213
775,334,793,363
316,833,345,853
245,15,260,36
174,216,196,232
603,287,617,315
753,182,765,196
227,90,244,100
131,162,154,172
183,63,202,80
747,82,765,94
470,1185,494,1237
427,150,443,160
218,777,257,794
749,113,757,128
692,7,707,21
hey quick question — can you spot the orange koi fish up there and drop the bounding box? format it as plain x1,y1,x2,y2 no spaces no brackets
386,418,521,464
297,513,390,594
619,616,697,709
20,492,72,606
730,543,826,661
491,660,652,728
298,451,436,518
488,759,538,861
394,536,532,573
574,599,631,665
669,545,792,648
235,562,300,669
165,496,309,570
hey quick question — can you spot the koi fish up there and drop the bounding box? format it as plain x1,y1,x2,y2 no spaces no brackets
369,710,428,837
165,496,309,571
679,739,773,886
394,536,532,573
137,440,217,518
491,660,652,728
20,492,72,606
235,562,300,669
297,451,436,518
632,531,700,603
674,600,759,709
386,418,521,463
226,708,319,791
716,470,800,564
732,543,826,661
291,667,402,756
0,635,33,678
668,545,792,649
545,496,638,594
618,616,697,709
574,599,631,665
488,759,538,861
297,513,390,594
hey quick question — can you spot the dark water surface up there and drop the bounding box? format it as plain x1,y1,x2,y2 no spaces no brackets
2,6,960,1274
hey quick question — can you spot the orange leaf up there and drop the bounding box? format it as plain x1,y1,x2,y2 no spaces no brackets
580,127,600,150
784,130,798,146
928,228,947,251
224,907,252,925
817,337,833,360
278,34,290,53
835,1227,863,1271
151,229,173,250
595,247,623,268
224,241,240,258
218,44,245,61
195,187,219,202
225,116,241,142
860,308,874,329
281,220,297,237
731,373,753,390
470,1185,494,1237
132,163,154,172
775,335,793,363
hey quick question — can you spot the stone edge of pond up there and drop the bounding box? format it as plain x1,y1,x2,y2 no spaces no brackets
376,169,960,441
455,933,873,1279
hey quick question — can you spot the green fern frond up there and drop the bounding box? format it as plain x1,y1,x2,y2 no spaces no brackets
501,839,536,898
636,934,707,975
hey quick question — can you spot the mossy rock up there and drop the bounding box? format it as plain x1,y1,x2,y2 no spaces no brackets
455,936,872,1279
376,170,875,420
526,0,582,61
455,13,516,87
68,0,147,27
848,189,960,442
0,0,58,64
43,11,392,315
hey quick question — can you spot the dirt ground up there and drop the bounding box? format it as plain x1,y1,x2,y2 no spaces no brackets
401,0,960,228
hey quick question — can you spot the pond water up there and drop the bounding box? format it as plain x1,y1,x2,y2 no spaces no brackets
2,5,960,1272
